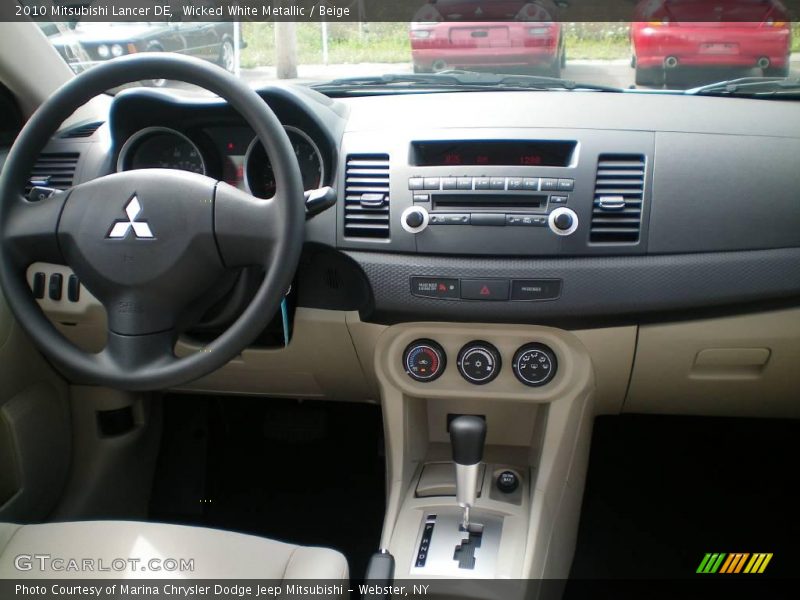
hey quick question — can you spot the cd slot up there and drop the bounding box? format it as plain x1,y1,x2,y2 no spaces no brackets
433,193,547,212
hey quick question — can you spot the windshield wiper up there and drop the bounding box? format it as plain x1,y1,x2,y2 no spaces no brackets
311,71,621,94
687,77,800,99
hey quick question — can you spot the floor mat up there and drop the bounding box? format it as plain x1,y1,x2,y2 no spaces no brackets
150,395,386,578
568,414,800,582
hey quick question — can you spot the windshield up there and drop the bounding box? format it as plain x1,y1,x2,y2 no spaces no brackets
38,12,798,95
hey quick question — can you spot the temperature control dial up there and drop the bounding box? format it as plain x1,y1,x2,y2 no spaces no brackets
512,343,557,387
457,341,501,385
403,339,446,382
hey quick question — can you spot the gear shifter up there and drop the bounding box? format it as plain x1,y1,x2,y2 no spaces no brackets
449,415,487,530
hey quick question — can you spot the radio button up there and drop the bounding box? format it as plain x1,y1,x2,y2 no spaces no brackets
409,177,424,190
423,177,441,190
413,193,430,202
471,213,506,226
475,177,491,190
508,177,524,191
457,177,473,190
549,195,568,205
490,177,506,190
541,178,559,191
442,177,458,190
557,178,575,191
522,178,539,190
507,214,547,227
461,279,510,301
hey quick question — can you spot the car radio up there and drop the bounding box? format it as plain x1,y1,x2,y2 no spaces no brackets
401,173,579,238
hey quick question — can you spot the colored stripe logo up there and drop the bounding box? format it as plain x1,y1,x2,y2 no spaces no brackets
697,552,773,574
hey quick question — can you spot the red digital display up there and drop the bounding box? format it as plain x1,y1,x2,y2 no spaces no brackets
413,140,575,167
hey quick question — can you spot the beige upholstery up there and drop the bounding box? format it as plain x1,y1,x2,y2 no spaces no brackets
0,521,349,580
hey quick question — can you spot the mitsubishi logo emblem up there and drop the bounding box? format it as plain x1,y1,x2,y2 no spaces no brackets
107,195,154,239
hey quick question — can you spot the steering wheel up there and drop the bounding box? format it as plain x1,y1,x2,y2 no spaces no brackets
0,54,305,391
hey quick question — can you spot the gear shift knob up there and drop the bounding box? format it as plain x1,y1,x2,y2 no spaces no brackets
450,415,487,466
449,416,486,529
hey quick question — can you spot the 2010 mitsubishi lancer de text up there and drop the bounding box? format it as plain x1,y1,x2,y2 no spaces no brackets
0,1,799,599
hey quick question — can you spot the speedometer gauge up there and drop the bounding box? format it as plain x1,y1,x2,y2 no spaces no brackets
244,126,324,199
117,127,206,175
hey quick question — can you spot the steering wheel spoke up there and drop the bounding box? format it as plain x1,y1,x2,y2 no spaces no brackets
3,192,67,267
100,328,179,373
214,182,288,267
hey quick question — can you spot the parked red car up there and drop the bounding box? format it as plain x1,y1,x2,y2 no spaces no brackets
631,0,792,85
409,1,566,77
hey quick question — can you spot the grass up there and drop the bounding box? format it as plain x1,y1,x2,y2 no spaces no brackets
240,22,799,69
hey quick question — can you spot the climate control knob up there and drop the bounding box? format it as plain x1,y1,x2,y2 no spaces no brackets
403,339,446,382
512,343,558,387
548,207,578,236
457,341,501,385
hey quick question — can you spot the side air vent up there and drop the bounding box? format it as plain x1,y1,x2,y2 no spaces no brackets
26,152,80,194
590,154,645,244
343,154,391,239
60,121,104,138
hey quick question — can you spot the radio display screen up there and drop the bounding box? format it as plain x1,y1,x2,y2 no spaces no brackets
412,140,576,167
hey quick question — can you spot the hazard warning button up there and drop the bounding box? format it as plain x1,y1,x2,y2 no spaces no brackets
460,279,510,301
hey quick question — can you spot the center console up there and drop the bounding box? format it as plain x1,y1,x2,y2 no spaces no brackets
373,321,596,584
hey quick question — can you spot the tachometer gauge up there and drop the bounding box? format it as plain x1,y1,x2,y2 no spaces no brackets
244,126,324,199
117,127,206,175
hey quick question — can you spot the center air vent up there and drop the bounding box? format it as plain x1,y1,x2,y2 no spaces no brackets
26,152,80,194
590,154,645,244
344,154,390,239
60,122,103,138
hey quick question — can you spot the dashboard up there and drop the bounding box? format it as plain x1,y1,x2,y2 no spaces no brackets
36,85,800,328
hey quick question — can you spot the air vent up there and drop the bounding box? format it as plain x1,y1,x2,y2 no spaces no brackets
344,154,390,239
590,154,645,244
60,121,103,138
26,152,80,194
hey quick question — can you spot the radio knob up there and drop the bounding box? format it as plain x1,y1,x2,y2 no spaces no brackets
401,206,429,234
548,207,578,237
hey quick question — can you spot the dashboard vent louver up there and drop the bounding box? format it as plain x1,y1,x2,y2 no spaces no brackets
344,154,391,239
60,121,104,138
590,154,645,244
26,152,80,194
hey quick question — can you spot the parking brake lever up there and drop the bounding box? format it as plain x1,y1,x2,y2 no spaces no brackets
304,186,336,219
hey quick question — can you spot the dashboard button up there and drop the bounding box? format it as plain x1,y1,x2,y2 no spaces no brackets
413,193,430,202
475,177,491,190
511,279,562,301
557,178,575,191
507,177,524,190
67,275,81,302
497,471,519,493
409,177,424,190
411,277,460,299
457,177,473,190
490,177,506,190
461,279,510,301
549,195,568,205
423,177,440,190
541,178,559,191
442,177,458,190
48,273,63,301
32,272,46,299
522,178,539,190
